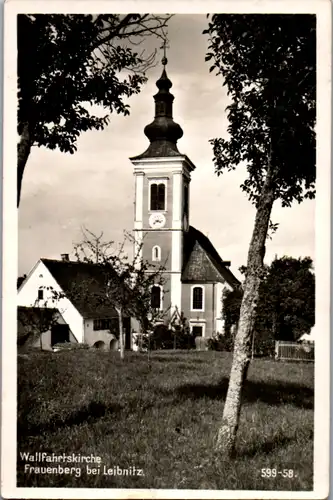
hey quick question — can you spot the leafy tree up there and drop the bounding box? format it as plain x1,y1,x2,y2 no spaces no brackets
256,256,315,341
205,14,316,455
17,14,170,206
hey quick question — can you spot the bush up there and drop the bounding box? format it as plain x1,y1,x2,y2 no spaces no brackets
134,324,196,351
253,334,275,357
133,333,150,351
208,332,234,352
207,330,275,358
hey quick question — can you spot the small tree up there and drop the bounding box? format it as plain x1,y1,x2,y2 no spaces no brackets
73,228,166,359
171,310,194,350
18,292,63,350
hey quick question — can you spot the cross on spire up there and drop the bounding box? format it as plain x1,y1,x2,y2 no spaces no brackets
161,38,169,66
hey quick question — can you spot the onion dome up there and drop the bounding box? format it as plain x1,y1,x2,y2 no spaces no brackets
130,59,183,160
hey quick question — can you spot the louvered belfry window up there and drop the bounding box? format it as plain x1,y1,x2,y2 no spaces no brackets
151,285,161,309
192,287,203,310
150,183,165,210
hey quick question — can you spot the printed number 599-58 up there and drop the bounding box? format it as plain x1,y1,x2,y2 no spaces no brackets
261,468,296,478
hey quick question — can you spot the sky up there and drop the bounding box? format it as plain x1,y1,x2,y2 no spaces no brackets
18,14,315,280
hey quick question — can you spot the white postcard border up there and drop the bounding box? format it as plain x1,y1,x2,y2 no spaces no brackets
2,1,331,498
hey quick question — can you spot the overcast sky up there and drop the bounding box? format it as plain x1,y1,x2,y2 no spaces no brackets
18,14,315,280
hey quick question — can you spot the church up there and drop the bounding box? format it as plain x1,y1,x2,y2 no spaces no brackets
130,56,240,339
17,57,241,349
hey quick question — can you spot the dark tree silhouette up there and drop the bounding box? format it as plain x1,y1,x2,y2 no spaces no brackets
17,14,171,205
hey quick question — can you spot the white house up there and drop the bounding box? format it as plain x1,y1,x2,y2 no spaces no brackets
17,255,131,351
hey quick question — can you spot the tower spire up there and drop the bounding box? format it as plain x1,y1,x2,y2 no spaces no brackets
130,40,183,160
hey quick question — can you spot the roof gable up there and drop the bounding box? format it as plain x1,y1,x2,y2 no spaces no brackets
182,227,240,287
41,259,119,319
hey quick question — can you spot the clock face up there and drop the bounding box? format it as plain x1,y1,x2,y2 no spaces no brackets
149,213,166,229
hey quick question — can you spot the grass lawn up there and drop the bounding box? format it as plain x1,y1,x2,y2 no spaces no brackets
17,350,314,490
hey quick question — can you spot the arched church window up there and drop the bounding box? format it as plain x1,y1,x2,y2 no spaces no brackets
192,286,204,311
150,183,165,211
152,245,161,262
151,285,162,309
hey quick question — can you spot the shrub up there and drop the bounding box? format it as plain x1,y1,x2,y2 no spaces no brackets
208,332,234,352
134,324,196,351
254,335,276,357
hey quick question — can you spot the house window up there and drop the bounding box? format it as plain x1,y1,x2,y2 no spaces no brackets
192,325,203,337
150,183,165,211
151,285,162,309
93,318,119,333
192,286,204,311
38,289,44,300
152,245,161,262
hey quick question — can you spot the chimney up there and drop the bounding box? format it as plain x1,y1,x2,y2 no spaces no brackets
61,253,69,262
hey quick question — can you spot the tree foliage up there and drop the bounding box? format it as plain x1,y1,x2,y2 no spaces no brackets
223,257,315,344
205,14,316,207
222,287,243,333
17,14,170,205
257,256,315,341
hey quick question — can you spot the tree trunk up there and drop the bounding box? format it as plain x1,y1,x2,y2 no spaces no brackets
17,121,33,207
117,308,124,360
216,171,275,456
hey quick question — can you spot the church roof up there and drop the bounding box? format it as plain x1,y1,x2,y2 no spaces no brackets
182,227,240,287
130,140,182,160
41,259,120,319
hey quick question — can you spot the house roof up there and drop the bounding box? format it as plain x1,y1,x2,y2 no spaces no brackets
17,306,59,345
182,226,240,287
41,259,120,319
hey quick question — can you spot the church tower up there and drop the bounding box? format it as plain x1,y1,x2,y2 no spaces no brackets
130,56,196,317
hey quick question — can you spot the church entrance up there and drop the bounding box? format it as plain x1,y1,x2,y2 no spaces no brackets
192,325,203,337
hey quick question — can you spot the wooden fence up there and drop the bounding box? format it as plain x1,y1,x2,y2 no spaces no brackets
275,341,314,362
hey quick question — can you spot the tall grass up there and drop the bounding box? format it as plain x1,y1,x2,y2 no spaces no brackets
17,350,314,490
